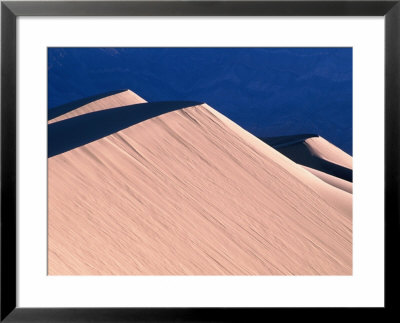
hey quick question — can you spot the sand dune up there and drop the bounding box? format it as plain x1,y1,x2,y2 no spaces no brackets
304,136,352,170
48,89,146,124
303,166,352,194
48,91,352,275
48,100,201,157
261,134,352,193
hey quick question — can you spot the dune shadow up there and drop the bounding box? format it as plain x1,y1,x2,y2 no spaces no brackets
260,136,352,182
48,101,202,158
261,134,319,148
48,89,129,120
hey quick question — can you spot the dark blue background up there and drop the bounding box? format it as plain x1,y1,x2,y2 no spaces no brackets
48,48,352,154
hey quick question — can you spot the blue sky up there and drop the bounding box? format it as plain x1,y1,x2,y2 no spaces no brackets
48,48,352,154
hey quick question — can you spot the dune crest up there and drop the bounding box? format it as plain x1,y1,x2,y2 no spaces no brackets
260,134,352,194
48,89,146,124
48,91,352,275
304,136,353,170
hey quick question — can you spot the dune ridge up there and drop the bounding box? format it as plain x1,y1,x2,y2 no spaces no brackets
304,136,352,170
48,91,352,275
260,134,352,193
48,89,146,124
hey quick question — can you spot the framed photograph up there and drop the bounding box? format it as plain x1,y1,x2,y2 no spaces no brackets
1,0,399,321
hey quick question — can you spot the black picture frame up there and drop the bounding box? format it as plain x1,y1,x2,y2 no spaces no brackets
1,0,399,321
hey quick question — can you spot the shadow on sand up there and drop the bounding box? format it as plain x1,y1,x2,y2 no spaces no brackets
260,135,352,182
48,101,202,158
48,89,129,120
261,134,319,148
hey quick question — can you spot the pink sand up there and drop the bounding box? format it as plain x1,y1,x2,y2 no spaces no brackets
48,91,352,275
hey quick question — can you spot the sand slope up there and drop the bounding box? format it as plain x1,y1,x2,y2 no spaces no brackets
48,89,146,124
303,166,352,194
48,92,352,275
260,134,352,193
304,136,352,170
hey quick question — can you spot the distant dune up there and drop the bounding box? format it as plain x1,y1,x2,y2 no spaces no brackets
48,90,352,275
260,134,352,193
48,89,146,124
